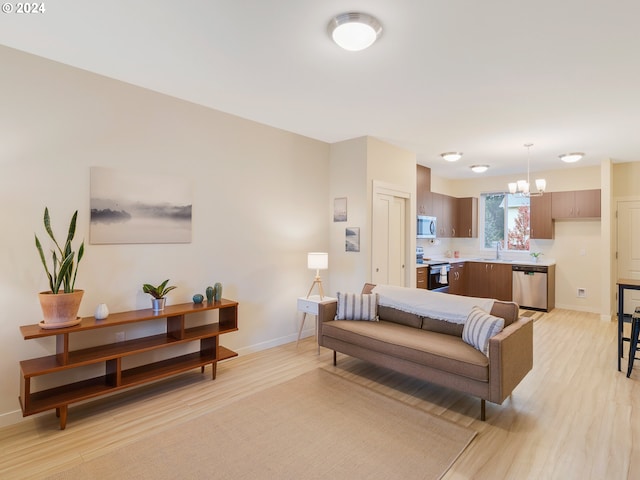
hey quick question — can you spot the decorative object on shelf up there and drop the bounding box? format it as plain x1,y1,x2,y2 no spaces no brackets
530,252,543,263
35,207,85,329
307,252,328,299
192,294,204,304
508,143,546,197
206,286,214,303
327,12,382,51
142,279,176,311
214,282,223,302
94,303,109,320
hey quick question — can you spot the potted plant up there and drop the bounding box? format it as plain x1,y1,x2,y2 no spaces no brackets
35,208,85,328
142,279,177,311
530,252,543,263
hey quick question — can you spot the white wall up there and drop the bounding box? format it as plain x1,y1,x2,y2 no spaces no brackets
0,46,330,425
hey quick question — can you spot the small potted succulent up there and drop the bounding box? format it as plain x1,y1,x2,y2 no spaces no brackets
530,252,543,263
143,279,176,311
35,208,85,328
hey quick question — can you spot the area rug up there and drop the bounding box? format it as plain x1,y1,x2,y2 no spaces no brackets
46,369,476,480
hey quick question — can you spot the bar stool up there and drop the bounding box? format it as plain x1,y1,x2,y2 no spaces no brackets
626,308,640,377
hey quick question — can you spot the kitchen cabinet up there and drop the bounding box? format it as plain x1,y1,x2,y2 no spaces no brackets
449,262,466,295
417,266,427,289
416,165,432,215
466,262,512,301
456,197,478,238
552,189,601,219
431,193,457,237
530,194,553,239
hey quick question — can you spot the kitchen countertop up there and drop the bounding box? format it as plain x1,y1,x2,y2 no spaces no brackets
418,256,556,267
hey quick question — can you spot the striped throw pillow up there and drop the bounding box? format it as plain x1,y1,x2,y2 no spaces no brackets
336,292,378,321
462,306,505,355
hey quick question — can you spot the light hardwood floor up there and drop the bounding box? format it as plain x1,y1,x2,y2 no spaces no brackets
1,309,638,479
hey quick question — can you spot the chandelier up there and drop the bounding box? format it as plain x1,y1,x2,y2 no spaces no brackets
508,143,546,197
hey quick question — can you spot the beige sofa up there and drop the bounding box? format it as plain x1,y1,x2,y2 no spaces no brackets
317,284,533,420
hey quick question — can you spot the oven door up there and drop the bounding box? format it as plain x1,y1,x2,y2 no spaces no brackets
428,264,450,292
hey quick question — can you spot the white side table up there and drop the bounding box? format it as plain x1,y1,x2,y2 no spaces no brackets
297,295,337,352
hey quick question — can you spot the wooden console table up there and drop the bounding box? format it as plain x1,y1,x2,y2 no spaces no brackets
19,299,238,429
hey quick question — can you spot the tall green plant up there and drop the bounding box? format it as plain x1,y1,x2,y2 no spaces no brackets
35,208,85,294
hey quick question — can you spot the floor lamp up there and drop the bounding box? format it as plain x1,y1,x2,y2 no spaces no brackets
307,252,328,299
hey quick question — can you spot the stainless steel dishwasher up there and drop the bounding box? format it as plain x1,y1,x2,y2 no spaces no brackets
512,264,548,311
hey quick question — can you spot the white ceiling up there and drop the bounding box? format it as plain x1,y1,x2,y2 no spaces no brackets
2,0,639,179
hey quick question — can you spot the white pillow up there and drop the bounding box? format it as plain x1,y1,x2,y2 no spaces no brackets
463,306,505,355
335,292,378,321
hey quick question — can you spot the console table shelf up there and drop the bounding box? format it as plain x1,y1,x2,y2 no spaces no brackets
19,299,238,429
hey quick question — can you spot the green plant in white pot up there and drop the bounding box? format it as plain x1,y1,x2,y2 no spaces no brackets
143,279,176,311
530,252,543,263
35,208,85,328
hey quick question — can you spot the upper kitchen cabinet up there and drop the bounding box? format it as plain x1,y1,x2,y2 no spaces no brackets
530,194,553,239
551,189,601,219
456,197,478,238
416,165,432,215
432,193,457,237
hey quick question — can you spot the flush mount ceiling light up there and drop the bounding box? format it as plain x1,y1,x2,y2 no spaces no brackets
470,165,489,173
508,143,546,197
440,152,463,162
328,12,382,51
559,152,585,163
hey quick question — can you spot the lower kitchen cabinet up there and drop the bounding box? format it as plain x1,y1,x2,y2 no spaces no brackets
466,262,512,301
417,267,427,289
448,263,466,295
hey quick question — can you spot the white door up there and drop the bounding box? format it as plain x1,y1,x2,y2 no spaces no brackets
617,201,640,313
372,193,406,286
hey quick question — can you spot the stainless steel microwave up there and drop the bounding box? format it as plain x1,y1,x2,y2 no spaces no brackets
417,215,437,238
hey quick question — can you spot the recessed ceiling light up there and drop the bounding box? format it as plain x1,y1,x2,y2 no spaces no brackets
328,12,382,51
470,165,489,173
559,152,585,163
441,152,463,162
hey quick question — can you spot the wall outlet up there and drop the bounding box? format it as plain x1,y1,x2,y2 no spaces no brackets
115,331,125,342
577,288,587,298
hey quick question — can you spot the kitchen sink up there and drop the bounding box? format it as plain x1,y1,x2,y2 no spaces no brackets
480,258,514,263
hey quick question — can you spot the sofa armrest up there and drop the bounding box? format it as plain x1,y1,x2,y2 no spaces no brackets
317,300,338,346
487,317,533,404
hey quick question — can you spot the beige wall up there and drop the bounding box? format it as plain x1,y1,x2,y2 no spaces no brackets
0,46,330,425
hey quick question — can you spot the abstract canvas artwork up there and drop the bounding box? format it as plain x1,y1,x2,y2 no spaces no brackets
90,167,192,244
345,227,360,252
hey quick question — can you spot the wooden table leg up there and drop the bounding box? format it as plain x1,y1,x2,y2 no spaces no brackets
56,406,68,430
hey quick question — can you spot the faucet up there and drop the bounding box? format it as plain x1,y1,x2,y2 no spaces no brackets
496,240,502,260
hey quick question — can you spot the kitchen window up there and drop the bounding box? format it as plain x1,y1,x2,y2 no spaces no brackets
481,193,530,251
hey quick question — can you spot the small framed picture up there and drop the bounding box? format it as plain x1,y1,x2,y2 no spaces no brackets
334,197,347,222
345,227,360,252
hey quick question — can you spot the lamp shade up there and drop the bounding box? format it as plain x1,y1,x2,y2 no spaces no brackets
308,252,328,270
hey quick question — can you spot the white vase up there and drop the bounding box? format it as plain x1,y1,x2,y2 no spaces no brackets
95,303,109,320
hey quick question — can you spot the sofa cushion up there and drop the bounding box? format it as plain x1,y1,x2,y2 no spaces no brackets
377,305,422,329
463,307,505,355
421,317,464,337
323,320,489,382
336,292,378,321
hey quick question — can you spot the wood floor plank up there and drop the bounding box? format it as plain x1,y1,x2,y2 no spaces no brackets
1,309,638,479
